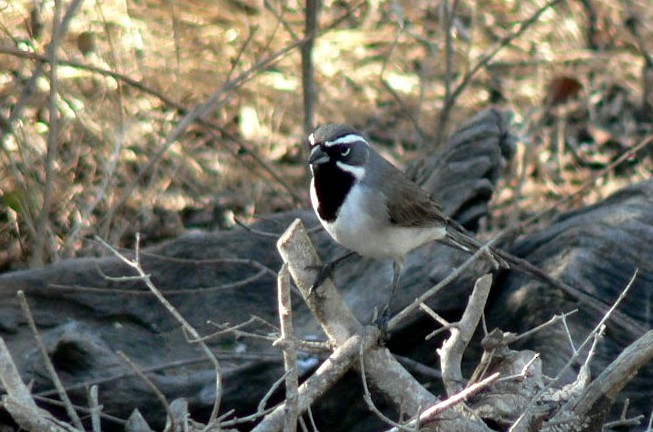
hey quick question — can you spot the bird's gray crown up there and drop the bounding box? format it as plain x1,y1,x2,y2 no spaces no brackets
308,124,368,148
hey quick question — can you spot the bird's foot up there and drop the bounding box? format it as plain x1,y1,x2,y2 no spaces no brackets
305,251,356,296
372,305,391,342
305,261,336,296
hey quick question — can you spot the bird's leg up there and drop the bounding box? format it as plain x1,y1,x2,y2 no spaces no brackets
307,251,356,295
377,259,404,328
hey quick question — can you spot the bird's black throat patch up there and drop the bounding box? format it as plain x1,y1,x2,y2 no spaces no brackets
313,162,355,223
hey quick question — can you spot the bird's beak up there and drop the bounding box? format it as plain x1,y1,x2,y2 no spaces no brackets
308,145,329,165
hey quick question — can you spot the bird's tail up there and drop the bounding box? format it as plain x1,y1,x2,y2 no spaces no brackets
443,223,510,269
442,220,646,337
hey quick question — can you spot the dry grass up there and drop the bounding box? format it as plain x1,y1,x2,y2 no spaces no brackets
1,0,652,269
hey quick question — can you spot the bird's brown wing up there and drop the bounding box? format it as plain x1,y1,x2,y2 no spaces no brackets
384,166,449,228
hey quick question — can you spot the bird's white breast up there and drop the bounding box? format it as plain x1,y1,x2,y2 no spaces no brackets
311,180,446,259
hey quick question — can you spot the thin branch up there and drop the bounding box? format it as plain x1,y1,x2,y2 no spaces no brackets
87,385,101,432
94,234,223,427
117,350,173,428
508,310,579,344
32,0,63,266
388,238,498,331
438,274,493,396
302,0,320,136
359,342,418,432
391,372,500,432
0,337,79,432
251,331,378,432
17,291,85,430
435,0,564,145
275,264,299,432
511,269,640,431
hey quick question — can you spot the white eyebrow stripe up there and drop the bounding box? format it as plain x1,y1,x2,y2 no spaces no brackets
324,134,368,147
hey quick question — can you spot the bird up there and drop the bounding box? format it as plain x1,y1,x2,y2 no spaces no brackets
306,123,640,334
306,123,505,306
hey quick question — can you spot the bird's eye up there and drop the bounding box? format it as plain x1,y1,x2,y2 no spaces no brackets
340,145,351,157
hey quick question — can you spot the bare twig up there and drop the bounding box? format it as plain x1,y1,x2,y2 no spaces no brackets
17,291,85,430
435,0,564,145
32,0,63,266
275,219,491,432
571,329,653,418
508,310,579,344
511,269,640,431
117,350,173,428
388,238,498,331
275,264,299,432
359,342,418,432
302,0,320,136
391,372,500,432
94,234,223,427
251,331,378,432
87,385,101,432
438,274,493,396
0,337,80,432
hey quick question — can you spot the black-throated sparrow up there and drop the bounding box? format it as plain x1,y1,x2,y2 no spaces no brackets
306,124,636,333
307,123,504,299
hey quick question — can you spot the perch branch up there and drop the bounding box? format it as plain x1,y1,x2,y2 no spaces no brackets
275,219,493,431
392,372,500,432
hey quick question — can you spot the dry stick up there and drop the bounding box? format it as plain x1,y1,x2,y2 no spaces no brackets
0,337,79,432
251,331,378,432
87,385,101,432
275,219,493,432
274,264,299,432
439,0,460,141
391,372,501,432
571,331,653,420
435,0,563,145
387,238,498,331
272,220,436,419
31,0,86,265
302,0,320,136
438,274,493,396
17,291,85,430
116,351,173,428
94,235,223,427
358,342,418,432
508,309,578,344
510,269,640,432
32,0,63,266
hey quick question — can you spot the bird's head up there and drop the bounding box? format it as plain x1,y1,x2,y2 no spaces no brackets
307,124,370,179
